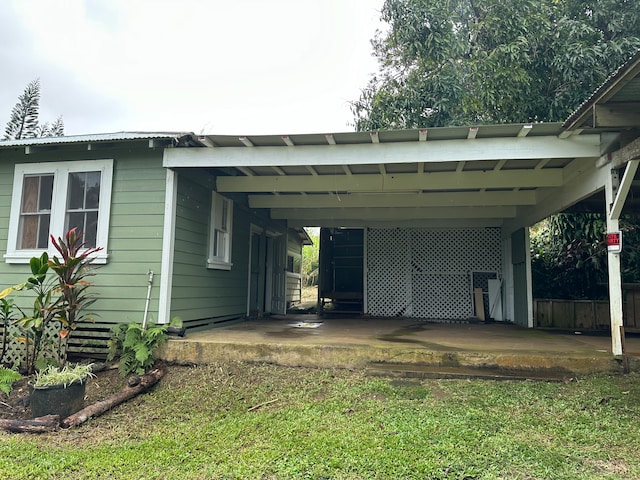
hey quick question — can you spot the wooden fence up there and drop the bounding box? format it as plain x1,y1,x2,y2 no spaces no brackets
534,285,640,332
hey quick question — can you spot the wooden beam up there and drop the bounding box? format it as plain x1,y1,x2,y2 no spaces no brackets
598,136,640,169
271,206,517,221
216,169,563,193
594,103,640,128
610,160,640,220
248,190,537,209
163,135,601,168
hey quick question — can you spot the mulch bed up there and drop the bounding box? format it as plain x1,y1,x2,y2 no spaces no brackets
0,364,128,421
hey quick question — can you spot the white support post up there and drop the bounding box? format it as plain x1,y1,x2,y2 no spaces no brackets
605,168,624,356
525,228,534,328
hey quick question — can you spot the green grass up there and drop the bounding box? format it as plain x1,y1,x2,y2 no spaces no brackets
2,363,640,479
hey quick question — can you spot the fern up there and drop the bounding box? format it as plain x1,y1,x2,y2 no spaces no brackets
0,368,22,396
108,322,168,377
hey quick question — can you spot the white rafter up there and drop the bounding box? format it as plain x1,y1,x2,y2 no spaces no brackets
239,136,254,147
281,135,294,147
248,190,537,209
217,169,563,193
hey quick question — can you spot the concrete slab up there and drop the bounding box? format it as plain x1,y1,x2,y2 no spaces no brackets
160,315,640,377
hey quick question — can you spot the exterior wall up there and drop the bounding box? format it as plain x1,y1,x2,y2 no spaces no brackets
366,227,502,320
170,170,286,328
0,145,168,353
285,231,303,306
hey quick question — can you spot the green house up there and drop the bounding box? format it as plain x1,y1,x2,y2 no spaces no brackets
1,50,639,360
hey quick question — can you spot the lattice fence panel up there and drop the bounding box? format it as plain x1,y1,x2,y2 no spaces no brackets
366,229,411,317
367,228,502,320
411,273,471,319
0,321,67,369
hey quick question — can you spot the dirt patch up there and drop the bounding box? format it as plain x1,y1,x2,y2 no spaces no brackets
0,365,128,421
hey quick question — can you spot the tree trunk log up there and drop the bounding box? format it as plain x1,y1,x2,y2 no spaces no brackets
0,414,59,433
61,365,166,429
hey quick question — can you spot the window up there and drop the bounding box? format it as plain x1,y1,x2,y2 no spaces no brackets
6,160,113,264
286,253,302,275
208,192,233,269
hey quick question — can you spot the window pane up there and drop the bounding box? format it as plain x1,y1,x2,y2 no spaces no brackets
84,211,98,247
66,212,85,236
19,216,38,249
221,200,228,230
21,177,39,213
67,172,86,210
37,215,50,248
39,175,54,210
85,171,101,209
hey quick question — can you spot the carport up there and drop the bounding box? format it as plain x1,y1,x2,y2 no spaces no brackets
163,50,640,358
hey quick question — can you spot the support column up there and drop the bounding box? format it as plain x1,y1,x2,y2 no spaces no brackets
605,168,623,356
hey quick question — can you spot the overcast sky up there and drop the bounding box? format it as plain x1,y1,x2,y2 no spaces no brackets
0,0,384,137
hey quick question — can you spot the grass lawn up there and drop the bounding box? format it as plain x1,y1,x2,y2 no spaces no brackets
1,362,639,479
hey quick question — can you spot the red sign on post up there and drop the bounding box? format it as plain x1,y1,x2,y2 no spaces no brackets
607,231,622,253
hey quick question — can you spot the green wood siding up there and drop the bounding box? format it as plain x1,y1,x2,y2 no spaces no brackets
171,173,251,326
0,146,167,353
170,172,286,327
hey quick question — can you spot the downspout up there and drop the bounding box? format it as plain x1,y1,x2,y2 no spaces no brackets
142,270,154,330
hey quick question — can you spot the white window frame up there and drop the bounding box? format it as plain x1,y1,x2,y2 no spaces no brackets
207,192,233,270
5,159,113,264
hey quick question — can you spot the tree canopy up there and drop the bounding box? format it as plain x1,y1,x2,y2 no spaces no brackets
352,0,640,130
4,79,64,140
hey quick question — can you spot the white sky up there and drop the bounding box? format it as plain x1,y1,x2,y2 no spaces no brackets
0,0,384,136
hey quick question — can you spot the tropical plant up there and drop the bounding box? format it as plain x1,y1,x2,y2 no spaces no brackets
352,0,640,130
48,228,102,342
530,213,640,299
0,367,22,396
108,321,173,377
0,229,102,372
3,78,64,140
33,363,94,388
10,252,61,374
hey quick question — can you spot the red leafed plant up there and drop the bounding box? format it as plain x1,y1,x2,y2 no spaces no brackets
48,228,103,342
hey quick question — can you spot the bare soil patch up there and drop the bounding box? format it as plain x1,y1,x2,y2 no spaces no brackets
0,365,128,421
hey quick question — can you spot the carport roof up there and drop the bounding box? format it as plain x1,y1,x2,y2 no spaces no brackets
164,123,605,230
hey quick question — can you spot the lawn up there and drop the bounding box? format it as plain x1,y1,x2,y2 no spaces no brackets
1,362,639,479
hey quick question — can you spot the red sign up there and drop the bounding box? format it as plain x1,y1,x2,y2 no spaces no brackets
607,231,622,253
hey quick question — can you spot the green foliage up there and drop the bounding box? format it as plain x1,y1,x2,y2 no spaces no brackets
48,227,103,337
33,363,94,388
352,0,640,130
531,213,640,299
12,252,61,373
108,322,169,376
0,367,22,396
3,78,65,140
301,227,319,286
1,229,101,373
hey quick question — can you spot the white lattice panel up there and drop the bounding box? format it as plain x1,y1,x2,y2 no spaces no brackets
366,229,411,317
1,321,67,369
411,273,471,319
366,228,502,320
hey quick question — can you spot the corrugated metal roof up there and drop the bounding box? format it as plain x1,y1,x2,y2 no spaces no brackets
0,131,191,148
0,122,598,151
192,123,570,148
562,49,640,129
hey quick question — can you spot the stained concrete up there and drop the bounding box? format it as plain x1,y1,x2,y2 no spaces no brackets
159,315,640,378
